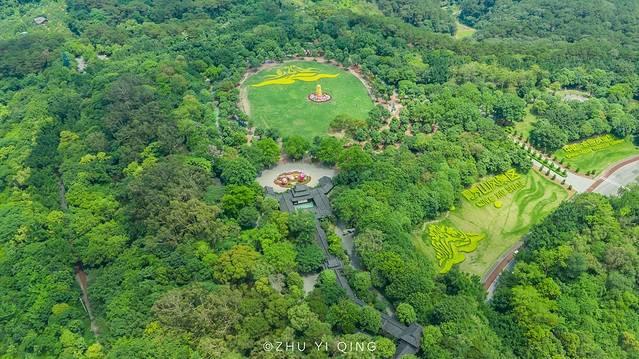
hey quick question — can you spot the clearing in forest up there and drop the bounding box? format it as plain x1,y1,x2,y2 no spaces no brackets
555,135,639,176
556,89,590,102
413,170,568,276
449,4,476,40
455,21,476,39
241,61,374,138
513,105,537,140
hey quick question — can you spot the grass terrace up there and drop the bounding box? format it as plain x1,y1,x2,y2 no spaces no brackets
413,170,569,276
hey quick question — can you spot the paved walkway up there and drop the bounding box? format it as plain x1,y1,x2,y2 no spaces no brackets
529,157,594,192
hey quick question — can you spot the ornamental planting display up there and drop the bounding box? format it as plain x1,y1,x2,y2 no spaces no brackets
273,170,311,188
243,61,374,138
462,169,525,208
561,134,624,159
251,65,338,87
308,83,331,103
428,224,485,273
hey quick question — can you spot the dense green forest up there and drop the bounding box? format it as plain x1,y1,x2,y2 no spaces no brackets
458,0,639,45
1,0,639,358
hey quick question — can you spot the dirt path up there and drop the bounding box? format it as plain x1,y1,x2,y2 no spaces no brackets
238,85,251,117
75,264,100,338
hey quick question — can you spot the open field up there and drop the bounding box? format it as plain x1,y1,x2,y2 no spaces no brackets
413,170,569,276
555,89,590,102
242,61,374,138
448,4,476,40
513,105,537,140
555,136,639,176
455,21,476,39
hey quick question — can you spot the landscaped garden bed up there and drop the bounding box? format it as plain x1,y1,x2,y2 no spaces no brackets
561,134,625,159
242,61,374,138
462,169,526,208
273,170,311,188
413,170,568,276
427,224,484,273
554,134,639,175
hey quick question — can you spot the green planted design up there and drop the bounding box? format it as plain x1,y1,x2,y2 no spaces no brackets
562,134,624,159
462,169,525,208
428,224,485,273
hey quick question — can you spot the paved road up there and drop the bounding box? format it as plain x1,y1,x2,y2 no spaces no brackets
588,156,639,195
483,155,639,298
565,171,595,193
530,157,595,192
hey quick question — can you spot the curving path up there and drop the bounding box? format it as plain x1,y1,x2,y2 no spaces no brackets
484,155,639,299
586,156,639,194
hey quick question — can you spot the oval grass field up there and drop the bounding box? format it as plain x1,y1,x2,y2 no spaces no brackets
242,61,374,138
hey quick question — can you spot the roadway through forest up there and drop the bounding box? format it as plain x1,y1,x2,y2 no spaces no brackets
484,155,639,299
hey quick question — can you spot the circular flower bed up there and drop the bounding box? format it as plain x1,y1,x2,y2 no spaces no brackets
274,170,312,188
308,92,332,103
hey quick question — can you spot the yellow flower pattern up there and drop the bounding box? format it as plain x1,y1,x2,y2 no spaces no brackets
251,65,339,87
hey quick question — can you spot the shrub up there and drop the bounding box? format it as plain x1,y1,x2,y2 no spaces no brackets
397,303,417,325
296,243,325,273
283,135,310,160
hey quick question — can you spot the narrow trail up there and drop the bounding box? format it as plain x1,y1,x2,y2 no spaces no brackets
59,171,100,338
75,264,100,338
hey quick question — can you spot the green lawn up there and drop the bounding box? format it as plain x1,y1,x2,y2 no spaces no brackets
412,170,568,276
513,105,537,140
449,4,476,40
555,137,639,175
243,61,374,139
